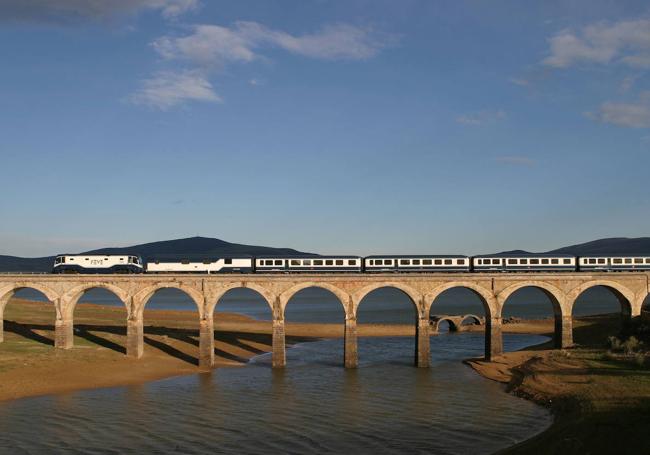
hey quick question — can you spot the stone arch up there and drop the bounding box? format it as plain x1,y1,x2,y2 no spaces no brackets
433,317,459,332
496,281,567,317
461,314,483,326
280,282,349,319
352,282,422,318
567,280,635,318
207,282,275,315
61,282,130,319
0,283,60,311
133,282,204,318
425,282,496,318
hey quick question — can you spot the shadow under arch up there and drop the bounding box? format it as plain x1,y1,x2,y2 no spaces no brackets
0,286,57,346
212,286,276,364
426,283,496,360
137,286,203,366
569,282,634,345
68,286,129,354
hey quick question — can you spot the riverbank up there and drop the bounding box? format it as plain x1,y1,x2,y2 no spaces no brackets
0,298,442,402
468,314,650,454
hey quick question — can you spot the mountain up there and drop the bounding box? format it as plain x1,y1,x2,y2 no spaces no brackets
547,237,650,255
0,236,314,272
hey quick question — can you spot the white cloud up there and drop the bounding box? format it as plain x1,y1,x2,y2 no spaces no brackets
0,0,198,22
494,156,536,166
542,19,650,68
130,70,221,110
590,93,650,128
509,77,530,87
153,21,389,68
456,109,506,125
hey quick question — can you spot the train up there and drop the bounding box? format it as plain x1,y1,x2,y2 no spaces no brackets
51,253,650,274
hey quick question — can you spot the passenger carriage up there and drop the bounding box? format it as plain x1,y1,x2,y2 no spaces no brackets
364,255,470,273
146,257,253,274
255,256,362,273
579,256,650,271
472,255,576,272
52,254,144,274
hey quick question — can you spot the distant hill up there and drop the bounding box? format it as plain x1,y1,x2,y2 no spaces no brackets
0,236,314,272
547,237,650,255
2,236,650,272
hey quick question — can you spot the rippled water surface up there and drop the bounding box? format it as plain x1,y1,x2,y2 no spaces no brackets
0,334,551,454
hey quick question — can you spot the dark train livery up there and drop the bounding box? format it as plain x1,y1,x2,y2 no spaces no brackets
52,253,650,274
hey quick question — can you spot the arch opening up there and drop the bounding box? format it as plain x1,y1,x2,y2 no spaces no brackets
571,285,631,346
500,286,563,351
1,287,56,346
70,287,128,354
356,286,419,365
213,287,274,364
140,288,201,366
429,286,489,331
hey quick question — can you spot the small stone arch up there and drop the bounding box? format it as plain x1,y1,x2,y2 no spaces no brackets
352,282,422,318
61,282,130,319
425,282,496,318
461,314,483,326
432,317,459,332
133,282,204,318
279,282,350,318
497,281,567,318
207,282,275,315
567,280,635,318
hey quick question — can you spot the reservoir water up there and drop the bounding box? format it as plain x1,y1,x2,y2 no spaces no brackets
1,285,625,453
0,334,551,454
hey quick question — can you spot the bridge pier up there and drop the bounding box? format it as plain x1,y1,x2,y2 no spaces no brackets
555,315,573,349
199,317,214,369
485,316,502,361
415,317,431,368
126,317,144,358
344,317,358,368
55,318,73,349
272,318,286,368
0,314,3,343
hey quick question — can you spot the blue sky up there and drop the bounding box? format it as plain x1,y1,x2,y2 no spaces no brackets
1,0,649,257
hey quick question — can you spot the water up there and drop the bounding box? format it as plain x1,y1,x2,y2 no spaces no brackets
0,334,551,454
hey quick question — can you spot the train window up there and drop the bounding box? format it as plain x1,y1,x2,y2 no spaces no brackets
520,259,528,265
598,259,607,264
400,260,410,265
314,260,323,266
348,260,356,265
530,259,539,265
326,260,334,266
456,259,464,265
541,259,548,264
275,260,283,266
625,258,632,264
301,260,310,266
613,258,622,264
423,259,432,265
384,260,393,265
551,259,559,264
444,259,452,265
413,259,421,265
588,259,596,264
493,259,501,264
335,260,343,265
508,259,517,265
291,260,300,266
635,258,643,264
434,259,442,265
225,258,232,265
646,259,650,264
563,259,572,264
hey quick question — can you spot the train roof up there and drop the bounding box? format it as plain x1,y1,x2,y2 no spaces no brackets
578,254,650,257
255,255,360,259
473,253,576,258
56,253,142,257
364,255,468,259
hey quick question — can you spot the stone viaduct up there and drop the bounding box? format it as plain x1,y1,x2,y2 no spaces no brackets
0,273,648,370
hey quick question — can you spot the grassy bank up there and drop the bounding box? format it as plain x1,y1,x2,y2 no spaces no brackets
469,314,650,455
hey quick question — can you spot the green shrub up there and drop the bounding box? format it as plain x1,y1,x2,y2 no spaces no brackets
634,352,646,367
623,336,641,355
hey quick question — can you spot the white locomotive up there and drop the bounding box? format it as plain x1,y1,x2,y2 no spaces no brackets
52,255,144,274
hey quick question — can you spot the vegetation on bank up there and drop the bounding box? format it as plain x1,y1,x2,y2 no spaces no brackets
491,314,650,455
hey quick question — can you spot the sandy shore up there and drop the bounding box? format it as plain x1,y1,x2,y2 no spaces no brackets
0,298,430,402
